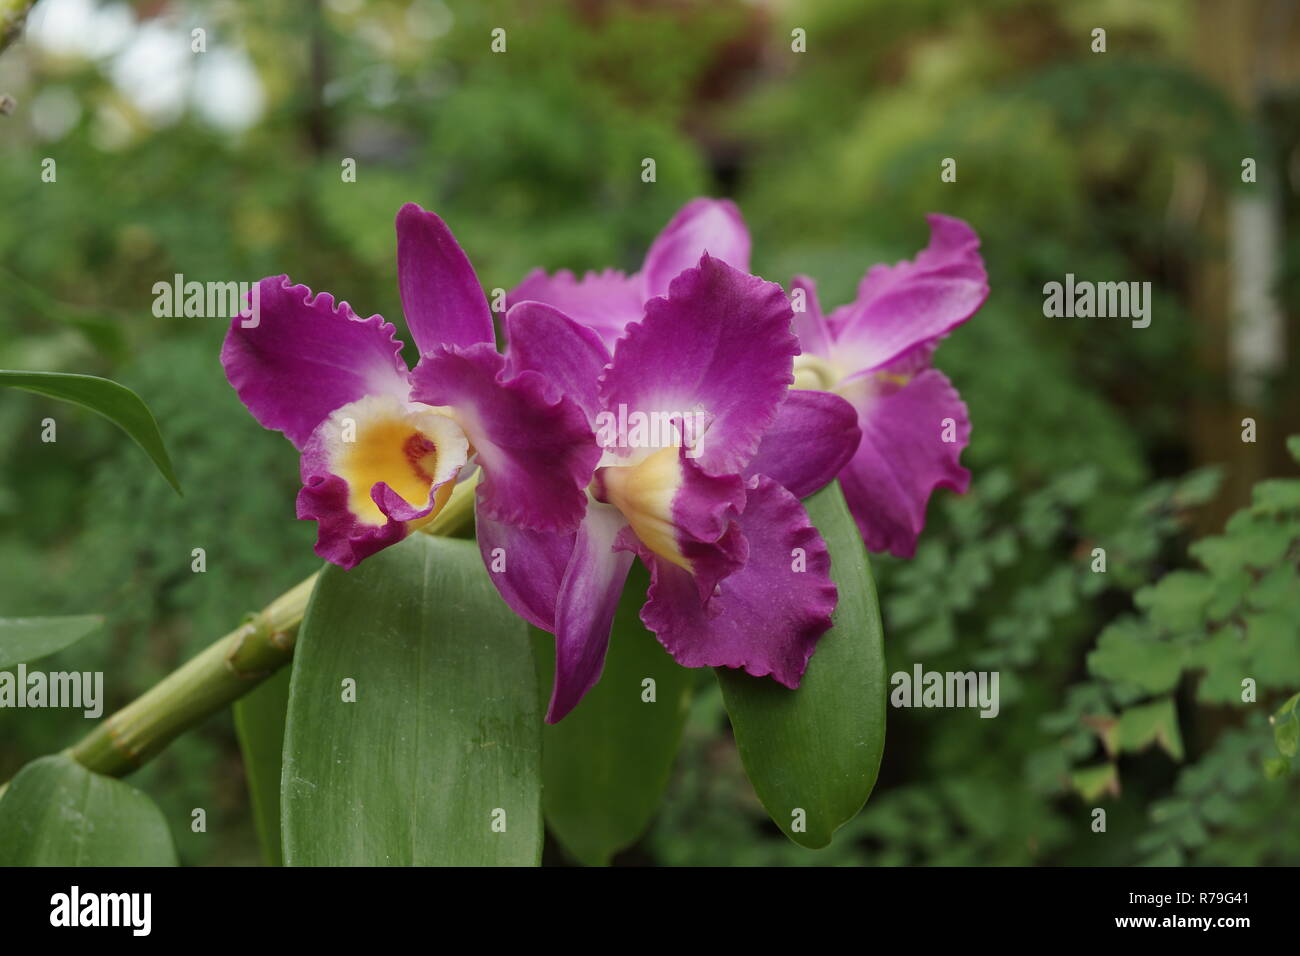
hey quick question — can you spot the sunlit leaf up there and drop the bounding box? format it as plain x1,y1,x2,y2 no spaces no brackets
282,534,541,866
717,481,886,849
533,563,694,866
0,754,177,866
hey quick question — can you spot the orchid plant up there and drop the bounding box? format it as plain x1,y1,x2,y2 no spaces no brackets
0,198,986,867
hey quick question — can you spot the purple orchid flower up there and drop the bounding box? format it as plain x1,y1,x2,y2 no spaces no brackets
221,204,599,570
789,215,988,557
510,198,988,559
510,197,750,350
491,254,861,722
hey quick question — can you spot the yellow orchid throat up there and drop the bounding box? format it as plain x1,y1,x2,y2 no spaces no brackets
595,445,691,573
322,395,469,527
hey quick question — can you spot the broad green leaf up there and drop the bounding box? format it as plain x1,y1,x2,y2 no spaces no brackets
233,667,291,866
717,481,886,849
0,614,102,669
282,534,541,866
533,564,694,866
0,369,181,494
0,754,177,866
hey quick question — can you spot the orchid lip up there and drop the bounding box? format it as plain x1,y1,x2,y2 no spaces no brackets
792,353,841,391
591,446,691,572
318,394,470,526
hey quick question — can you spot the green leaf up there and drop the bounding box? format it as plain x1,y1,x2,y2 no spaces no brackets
717,481,886,849
281,534,541,866
0,754,177,865
0,369,181,494
1071,763,1119,801
0,615,102,669
1274,693,1300,760
533,564,694,866
1088,618,1186,694
1117,697,1184,761
1134,571,1211,632
233,667,291,866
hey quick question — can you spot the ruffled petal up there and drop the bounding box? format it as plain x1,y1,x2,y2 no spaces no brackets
507,267,643,349
220,276,410,449
503,300,611,423
395,203,495,352
630,476,836,686
295,395,469,569
476,506,576,632
830,215,988,372
745,389,861,499
837,367,971,557
409,343,600,533
600,254,797,476
547,503,635,723
641,198,751,300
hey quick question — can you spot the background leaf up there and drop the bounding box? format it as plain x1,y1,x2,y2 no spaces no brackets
233,666,291,866
0,369,181,494
0,754,177,865
281,533,541,866
0,614,102,669
533,564,694,866
717,481,887,848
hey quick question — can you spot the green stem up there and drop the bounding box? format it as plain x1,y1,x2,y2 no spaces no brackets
28,475,480,784
68,574,318,777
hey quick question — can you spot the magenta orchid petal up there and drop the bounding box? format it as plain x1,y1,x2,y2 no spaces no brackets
745,389,861,499
410,343,600,533
789,275,833,360
477,506,577,633
547,502,635,723
507,267,643,348
600,254,797,476
641,198,751,300
504,301,611,422
630,476,836,686
220,276,410,449
829,214,989,371
369,481,443,523
395,203,495,352
837,367,971,558
296,473,408,571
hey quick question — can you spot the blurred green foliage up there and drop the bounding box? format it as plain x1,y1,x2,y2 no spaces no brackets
1,0,1296,865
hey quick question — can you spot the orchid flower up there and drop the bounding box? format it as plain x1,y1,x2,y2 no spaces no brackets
788,215,988,557
491,254,861,722
222,204,599,569
511,199,988,559
509,198,751,350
